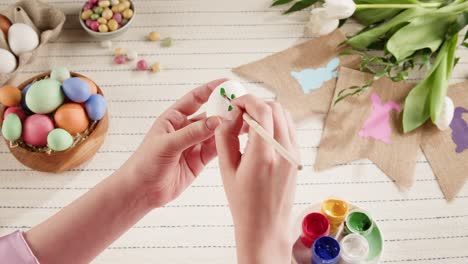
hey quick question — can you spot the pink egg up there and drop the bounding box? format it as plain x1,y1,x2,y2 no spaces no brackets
23,114,54,147
137,59,148,71
88,0,98,4
112,13,122,24
90,21,100,32
114,55,126,64
3,106,26,121
86,19,93,27
83,2,94,10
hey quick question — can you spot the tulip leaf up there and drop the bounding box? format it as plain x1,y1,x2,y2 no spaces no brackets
446,11,468,39
271,0,294,7
284,0,320,14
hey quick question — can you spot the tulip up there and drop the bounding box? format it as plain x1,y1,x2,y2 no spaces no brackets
304,8,339,37
324,0,356,19
434,96,455,131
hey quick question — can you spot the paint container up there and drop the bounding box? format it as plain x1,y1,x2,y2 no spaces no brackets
340,233,370,264
300,212,330,248
321,199,348,233
312,236,341,264
344,210,374,236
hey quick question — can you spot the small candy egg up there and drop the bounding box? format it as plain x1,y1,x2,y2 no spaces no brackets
85,94,107,121
97,17,107,24
161,37,173,47
50,66,71,83
112,3,125,13
107,19,119,31
0,85,21,107
8,23,39,55
54,103,89,135
94,6,104,15
23,114,54,147
83,2,94,10
112,12,122,24
2,113,21,142
0,48,17,74
47,128,74,152
206,80,247,119
121,18,129,25
4,106,26,121
100,40,112,49
90,13,100,20
0,15,12,37
114,55,126,64
114,47,125,56
136,59,148,71
81,9,94,20
78,77,98,94
26,79,64,114
121,0,131,9
99,24,109,33
102,8,113,20
150,62,161,73
62,77,92,103
126,50,138,60
99,0,111,8
86,19,94,28
148,31,159,41
111,0,119,5
88,0,98,4
122,8,133,19
90,21,100,32
20,84,32,113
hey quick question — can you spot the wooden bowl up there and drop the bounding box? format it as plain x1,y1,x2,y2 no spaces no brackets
0,72,109,173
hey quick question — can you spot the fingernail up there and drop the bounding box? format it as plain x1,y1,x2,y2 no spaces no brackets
206,116,222,131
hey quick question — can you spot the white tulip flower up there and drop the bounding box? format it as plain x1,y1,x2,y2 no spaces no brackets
324,0,357,19
305,8,339,37
434,96,455,131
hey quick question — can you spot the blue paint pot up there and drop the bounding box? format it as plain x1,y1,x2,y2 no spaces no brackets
312,236,340,264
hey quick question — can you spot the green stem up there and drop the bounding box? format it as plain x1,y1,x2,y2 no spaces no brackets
356,3,442,9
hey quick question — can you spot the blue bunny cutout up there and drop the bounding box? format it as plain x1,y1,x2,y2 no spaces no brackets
290,57,340,94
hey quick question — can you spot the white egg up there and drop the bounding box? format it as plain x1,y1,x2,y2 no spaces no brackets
434,96,455,131
8,23,39,55
0,48,17,74
100,40,112,49
206,80,247,119
126,50,138,61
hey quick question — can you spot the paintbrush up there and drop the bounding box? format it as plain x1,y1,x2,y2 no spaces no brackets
221,90,303,171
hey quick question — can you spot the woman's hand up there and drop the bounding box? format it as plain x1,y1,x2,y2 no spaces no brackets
121,79,227,208
215,95,299,264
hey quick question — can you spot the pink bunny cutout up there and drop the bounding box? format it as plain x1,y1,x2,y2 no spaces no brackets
359,92,401,144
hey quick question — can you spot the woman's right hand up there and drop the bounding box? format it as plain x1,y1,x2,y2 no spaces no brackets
215,95,299,264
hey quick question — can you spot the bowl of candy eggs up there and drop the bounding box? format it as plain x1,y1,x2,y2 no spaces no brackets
0,67,109,173
79,0,135,40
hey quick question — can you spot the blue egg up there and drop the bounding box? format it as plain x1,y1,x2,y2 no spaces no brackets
21,83,32,113
85,94,107,121
62,77,91,103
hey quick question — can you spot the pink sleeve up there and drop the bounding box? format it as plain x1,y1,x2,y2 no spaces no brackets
0,231,39,264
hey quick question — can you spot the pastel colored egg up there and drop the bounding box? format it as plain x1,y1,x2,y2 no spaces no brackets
50,67,71,83
112,12,122,23
3,106,26,121
0,85,21,107
8,23,39,55
122,8,133,19
26,79,64,114
62,77,92,103
114,55,126,64
99,0,111,8
85,94,107,121
23,114,54,147
90,21,100,31
81,9,94,20
0,15,12,37
47,128,74,151
78,77,98,94
0,48,17,74
107,19,119,31
99,24,109,33
54,103,89,135
1,113,22,142
102,8,113,20
21,84,32,113
136,59,148,71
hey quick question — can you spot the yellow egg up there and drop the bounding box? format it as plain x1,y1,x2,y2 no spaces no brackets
102,8,113,20
81,10,94,20
122,0,131,9
108,19,119,31
99,0,111,8
122,8,133,19
54,103,89,135
99,24,109,33
97,17,108,24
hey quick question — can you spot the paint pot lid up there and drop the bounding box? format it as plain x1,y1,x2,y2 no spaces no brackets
340,233,370,262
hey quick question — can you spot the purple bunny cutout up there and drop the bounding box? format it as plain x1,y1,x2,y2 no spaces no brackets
450,107,468,153
359,92,401,144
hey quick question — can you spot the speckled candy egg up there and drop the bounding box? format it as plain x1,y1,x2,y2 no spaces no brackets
54,103,89,135
50,67,71,83
62,77,92,103
0,85,21,107
47,128,73,151
23,114,54,147
85,94,107,121
3,106,26,121
1,113,22,142
26,79,64,114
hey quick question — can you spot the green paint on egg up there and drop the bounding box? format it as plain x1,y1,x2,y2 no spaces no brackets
2,113,22,142
26,79,64,114
47,128,73,151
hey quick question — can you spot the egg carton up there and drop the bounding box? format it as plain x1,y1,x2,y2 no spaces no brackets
0,0,65,85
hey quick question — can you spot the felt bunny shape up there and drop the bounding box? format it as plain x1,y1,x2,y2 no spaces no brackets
451,107,468,153
359,92,401,144
291,57,340,94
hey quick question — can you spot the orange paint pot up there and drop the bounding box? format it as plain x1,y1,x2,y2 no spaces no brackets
54,103,89,135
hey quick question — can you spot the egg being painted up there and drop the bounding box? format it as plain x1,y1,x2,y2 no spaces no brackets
0,48,17,74
206,80,247,119
85,94,107,121
0,85,21,107
26,79,64,114
23,114,54,147
54,103,89,135
47,128,73,151
1,113,22,142
62,77,92,103
8,23,39,55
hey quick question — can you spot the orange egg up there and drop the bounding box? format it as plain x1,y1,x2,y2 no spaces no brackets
78,77,98,95
0,85,21,107
0,15,12,38
54,103,89,135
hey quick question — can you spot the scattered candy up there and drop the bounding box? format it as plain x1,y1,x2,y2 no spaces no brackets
50,66,71,83
3,106,26,121
114,47,125,56
114,55,126,64
126,50,138,60
151,62,161,73
54,103,89,135
136,59,148,71
47,128,73,152
0,85,22,107
62,77,92,103
26,79,64,114
23,114,54,147
148,31,160,41
100,40,112,49
85,94,107,121
2,114,21,142
161,37,173,47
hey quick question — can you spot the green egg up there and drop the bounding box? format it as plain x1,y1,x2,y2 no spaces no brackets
50,66,71,83
2,113,22,142
47,128,73,151
26,79,64,114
